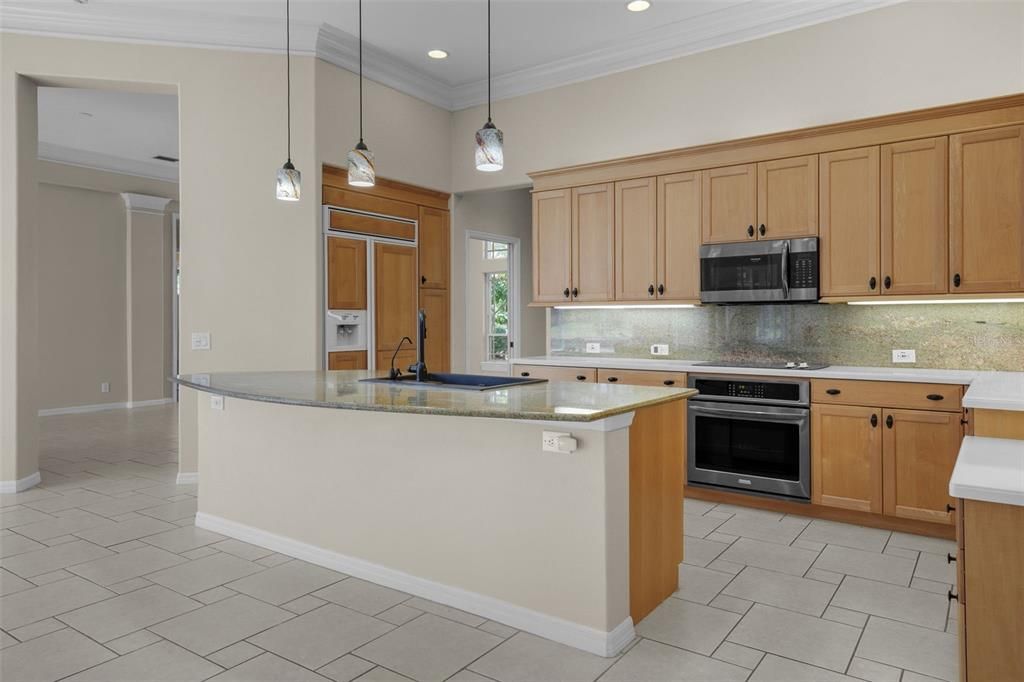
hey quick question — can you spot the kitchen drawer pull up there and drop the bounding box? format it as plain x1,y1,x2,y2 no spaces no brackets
520,372,530,377
576,375,587,381
826,388,841,395
870,414,878,427
946,504,956,513
607,377,619,383
926,394,944,401
663,380,675,386
948,589,959,603
886,415,894,429
947,553,956,564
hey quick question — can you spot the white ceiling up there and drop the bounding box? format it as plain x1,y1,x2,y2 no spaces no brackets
3,0,905,110
37,87,179,181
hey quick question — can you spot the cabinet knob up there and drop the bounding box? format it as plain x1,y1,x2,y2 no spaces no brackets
947,589,959,603
572,287,579,298
421,275,427,285
884,276,892,289
870,414,878,428
826,388,841,395
758,224,766,237
947,553,956,564
886,414,894,429
953,273,961,288
648,284,655,296
946,503,956,513
926,394,944,401
657,284,665,295
563,288,570,299
607,377,618,383
663,380,675,386
576,375,587,382
520,372,530,377
869,276,877,290
747,225,755,238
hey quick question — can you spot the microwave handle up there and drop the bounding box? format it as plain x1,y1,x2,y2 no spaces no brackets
781,240,790,299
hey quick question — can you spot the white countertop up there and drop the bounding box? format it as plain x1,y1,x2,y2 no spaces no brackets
950,436,1024,506
515,356,1024,411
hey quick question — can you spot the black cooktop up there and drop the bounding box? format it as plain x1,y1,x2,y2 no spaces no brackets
692,361,830,371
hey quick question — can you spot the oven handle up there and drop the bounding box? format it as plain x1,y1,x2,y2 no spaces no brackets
689,402,808,420
781,239,790,299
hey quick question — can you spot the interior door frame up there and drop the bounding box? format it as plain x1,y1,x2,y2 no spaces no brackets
464,230,521,376
171,212,180,402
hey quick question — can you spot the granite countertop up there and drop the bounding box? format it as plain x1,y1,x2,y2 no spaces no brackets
515,356,1024,412
175,370,695,423
950,436,1024,507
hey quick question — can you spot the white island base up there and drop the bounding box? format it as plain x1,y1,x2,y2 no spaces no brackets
192,392,686,657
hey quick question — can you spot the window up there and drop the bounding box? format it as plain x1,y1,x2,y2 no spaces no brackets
485,271,509,361
484,241,508,260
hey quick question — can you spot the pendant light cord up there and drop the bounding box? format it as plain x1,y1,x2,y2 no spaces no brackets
358,0,364,144
487,0,492,123
286,0,292,162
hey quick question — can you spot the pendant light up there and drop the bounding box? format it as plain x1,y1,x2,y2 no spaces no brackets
275,0,301,201
347,0,375,187
475,0,503,172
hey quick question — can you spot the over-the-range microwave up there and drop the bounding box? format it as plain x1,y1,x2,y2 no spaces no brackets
699,237,819,304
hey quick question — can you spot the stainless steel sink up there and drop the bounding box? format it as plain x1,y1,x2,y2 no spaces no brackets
360,372,548,391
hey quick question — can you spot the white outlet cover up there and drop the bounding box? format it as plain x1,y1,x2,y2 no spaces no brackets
542,430,571,453
585,342,601,354
892,349,917,363
650,344,669,356
210,395,224,410
191,332,211,351
100,382,110,393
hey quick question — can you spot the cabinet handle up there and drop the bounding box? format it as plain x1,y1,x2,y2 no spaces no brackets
948,589,959,603
747,225,755,238
926,394,944,401
607,377,618,383
826,388,841,395
657,284,665,296
953,273,961,288
886,415,894,429
663,380,675,386
648,284,655,296
758,224,766,237
869,276,877,290
870,414,878,427
576,375,587,381
520,372,530,377
884,276,892,289
563,288,570,299
946,503,956,513
947,553,956,564
421,275,427,285
572,287,579,298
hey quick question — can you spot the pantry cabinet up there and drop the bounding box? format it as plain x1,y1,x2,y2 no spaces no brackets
615,178,658,301
881,137,949,295
811,404,882,514
701,164,757,243
819,147,880,297
949,125,1024,293
756,155,818,240
657,172,702,302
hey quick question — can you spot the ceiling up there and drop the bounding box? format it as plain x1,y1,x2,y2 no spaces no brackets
37,87,179,181
2,0,905,110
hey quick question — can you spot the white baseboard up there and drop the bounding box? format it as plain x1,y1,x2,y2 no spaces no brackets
196,511,634,657
38,397,173,416
0,471,41,494
176,472,199,485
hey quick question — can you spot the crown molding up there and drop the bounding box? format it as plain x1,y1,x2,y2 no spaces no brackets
38,142,179,182
121,192,173,214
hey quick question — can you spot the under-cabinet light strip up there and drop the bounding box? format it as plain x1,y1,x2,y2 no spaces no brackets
847,299,1024,306
553,304,697,310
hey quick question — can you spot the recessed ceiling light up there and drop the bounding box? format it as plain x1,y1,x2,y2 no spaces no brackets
626,0,651,11
427,49,449,60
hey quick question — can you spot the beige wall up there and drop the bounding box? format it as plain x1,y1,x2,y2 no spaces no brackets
38,160,179,199
126,204,174,404
450,0,1024,192
450,189,546,372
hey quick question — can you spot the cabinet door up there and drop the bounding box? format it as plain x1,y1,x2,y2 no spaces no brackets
950,125,1024,293
572,184,615,302
418,206,449,289
327,236,368,310
374,243,418,354
532,189,572,304
596,369,687,388
702,164,756,244
328,351,368,370
615,178,657,301
511,365,597,383
882,408,961,524
811,404,882,513
419,288,449,373
377,349,417,376
757,155,818,239
881,137,948,295
657,172,701,301
819,147,880,297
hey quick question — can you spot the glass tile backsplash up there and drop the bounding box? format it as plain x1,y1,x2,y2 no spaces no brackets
549,304,1024,371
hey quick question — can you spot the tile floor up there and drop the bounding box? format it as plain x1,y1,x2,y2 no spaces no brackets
0,405,960,681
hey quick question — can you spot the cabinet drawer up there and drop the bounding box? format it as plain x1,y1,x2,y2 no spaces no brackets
512,365,597,383
812,379,962,412
596,369,686,388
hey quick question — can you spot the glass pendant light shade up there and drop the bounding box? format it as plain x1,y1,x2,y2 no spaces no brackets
347,141,375,187
276,160,301,201
475,120,504,172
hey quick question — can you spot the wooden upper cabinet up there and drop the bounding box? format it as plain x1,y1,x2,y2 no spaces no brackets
757,155,818,239
811,404,882,514
532,189,572,303
572,183,615,302
657,172,701,301
702,164,756,244
881,137,949,295
327,236,368,310
419,288,449,373
418,206,449,289
882,408,961,525
950,125,1024,293
373,242,418,353
615,178,657,301
819,147,880,297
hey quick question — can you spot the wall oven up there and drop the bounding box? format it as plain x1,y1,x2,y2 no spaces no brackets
699,237,819,304
687,375,810,500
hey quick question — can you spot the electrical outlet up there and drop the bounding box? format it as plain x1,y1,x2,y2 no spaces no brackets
650,344,669,356
585,342,601,354
100,382,110,394
210,395,224,410
892,349,917,363
191,332,211,351
542,431,575,453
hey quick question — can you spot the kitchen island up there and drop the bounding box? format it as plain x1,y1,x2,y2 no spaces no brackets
176,370,695,656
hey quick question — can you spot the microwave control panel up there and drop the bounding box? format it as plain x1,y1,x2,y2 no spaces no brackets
790,252,818,289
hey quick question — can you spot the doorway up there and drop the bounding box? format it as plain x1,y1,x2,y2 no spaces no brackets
465,232,520,376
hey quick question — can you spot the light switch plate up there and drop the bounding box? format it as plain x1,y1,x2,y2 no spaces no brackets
191,332,211,351
100,382,110,394
651,344,669,356
210,395,224,410
892,349,917,363
585,342,601,354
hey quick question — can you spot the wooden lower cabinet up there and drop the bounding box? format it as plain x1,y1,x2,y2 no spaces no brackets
882,408,961,524
419,288,450,373
957,498,1024,681
511,365,596,383
596,368,686,388
811,404,882,513
328,351,368,370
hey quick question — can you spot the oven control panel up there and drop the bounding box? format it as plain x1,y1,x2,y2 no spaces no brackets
690,377,808,406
